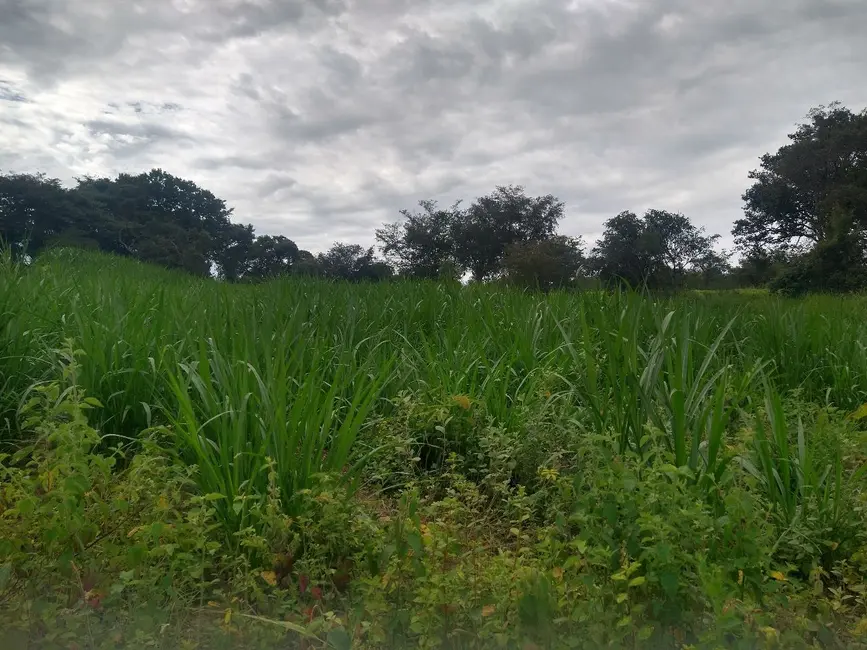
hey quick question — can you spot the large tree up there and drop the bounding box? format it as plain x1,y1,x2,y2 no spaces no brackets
213,222,255,281
0,173,104,257
643,209,720,288
451,185,563,282
503,235,585,292
590,211,655,288
75,169,235,275
317,243,392,282
376,200,463,279
733,103,867,255
245,235,300,279
591,210,720,289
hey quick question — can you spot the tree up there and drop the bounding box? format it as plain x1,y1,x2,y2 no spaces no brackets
213,223,255,281
503,236,584,291
246,235,300,279
688,249,732,289
74,169,235,275
643,210,720,289
591,210,720,289
451,185,563,282
730,249,789,288
376,200,463,279
734,103,867,254
589,211,655,288
0,172,101,257
317,243,392,282
292,250,322,277
770,208,867,295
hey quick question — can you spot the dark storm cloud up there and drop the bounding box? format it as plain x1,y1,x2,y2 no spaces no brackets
1,0,866,250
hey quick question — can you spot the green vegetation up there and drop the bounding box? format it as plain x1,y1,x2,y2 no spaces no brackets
2,248,867,648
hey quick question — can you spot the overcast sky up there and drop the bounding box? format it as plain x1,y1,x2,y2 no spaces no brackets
2,0,866,252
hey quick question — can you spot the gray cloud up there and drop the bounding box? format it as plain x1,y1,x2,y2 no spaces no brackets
1,0,866,252
0,80,28,102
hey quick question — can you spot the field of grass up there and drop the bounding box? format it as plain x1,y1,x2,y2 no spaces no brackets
2,248,867,649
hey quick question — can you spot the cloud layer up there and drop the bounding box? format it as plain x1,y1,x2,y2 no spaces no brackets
2,0,866,251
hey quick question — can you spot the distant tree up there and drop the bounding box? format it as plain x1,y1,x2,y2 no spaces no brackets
770,208,867,295
245,235,300,279
734,103,867,256
376,200,463,279
688,249,732,289
451,186,563,282
0,172,100,257
643,210,720,288
503,236,585,291
317,243,392,282
214,222,255,281
293,250,322,276
74,169,234,275
590,211,655,288
591,210,720,290
730,249,789,288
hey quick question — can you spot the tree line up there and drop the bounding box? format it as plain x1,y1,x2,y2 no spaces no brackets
2,103,865,294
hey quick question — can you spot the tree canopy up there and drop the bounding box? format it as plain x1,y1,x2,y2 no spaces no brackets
734,103,867,293
376,200,462,280
734,103,867,254
590,210,720,290
9,104,867,294
451,186,564,282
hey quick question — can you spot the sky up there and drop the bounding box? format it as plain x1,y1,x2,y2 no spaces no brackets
1,0,866,253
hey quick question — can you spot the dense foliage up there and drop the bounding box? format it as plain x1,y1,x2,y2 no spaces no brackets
735,103,867,294
1,248,867,648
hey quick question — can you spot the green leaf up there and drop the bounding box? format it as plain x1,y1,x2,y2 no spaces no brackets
83,397,104,408
628,576,646,587
616,615,632,628
659,571,678,598
327,627,352,650
406,532,423,556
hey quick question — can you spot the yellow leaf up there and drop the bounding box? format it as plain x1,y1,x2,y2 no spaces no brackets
481,605,496,617
852,617,867,637
127,526,142,538
849,403,867,420
552,567,563,580
260,571,277,586
769,570,787,582
207,601,219,607
451,395,471,410
223,608,232,626
158,495,169,510
737,569,744,585
759,626,779,640
616,593,628,604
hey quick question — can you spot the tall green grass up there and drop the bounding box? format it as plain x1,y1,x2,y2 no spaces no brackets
3,248,867,537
